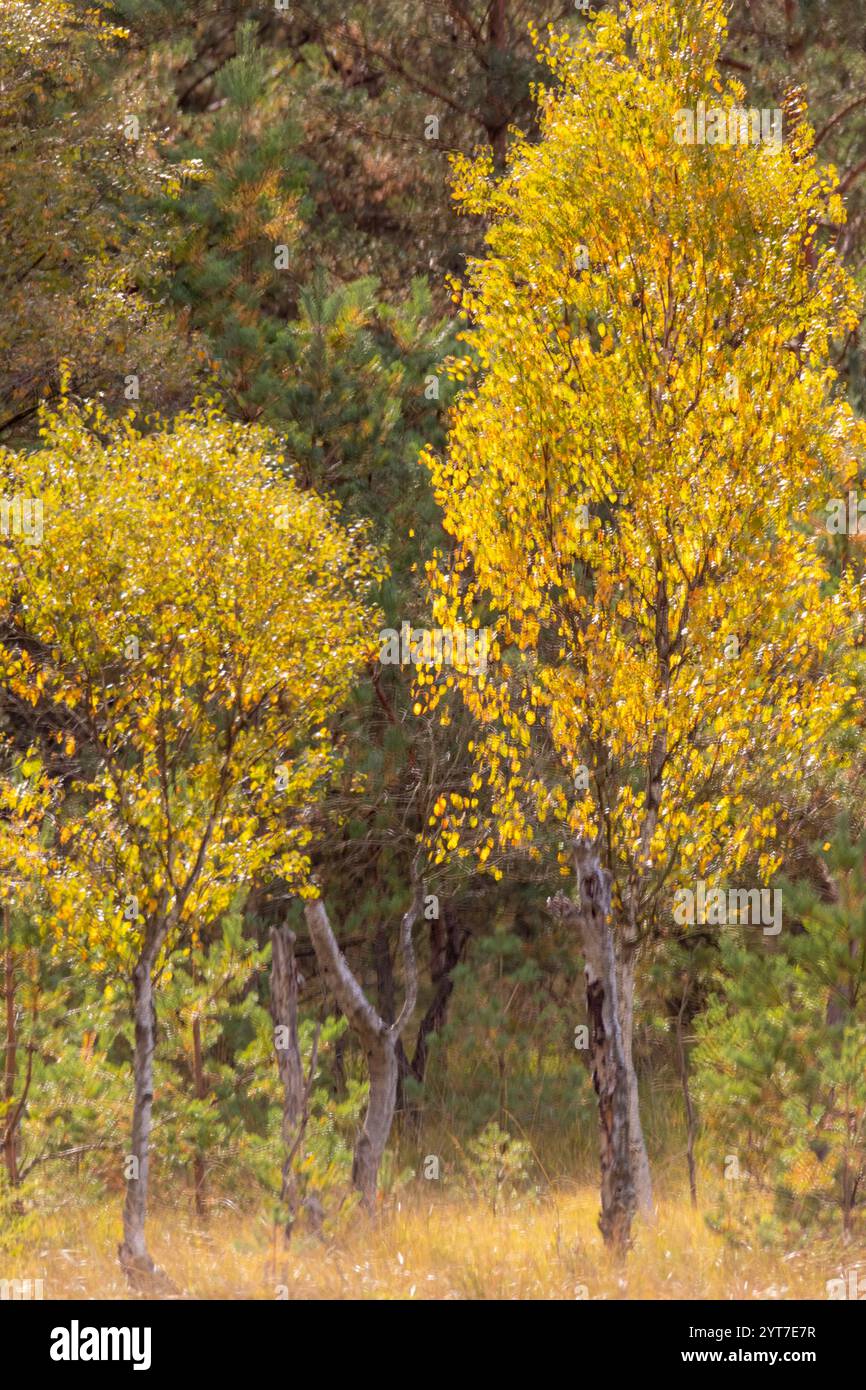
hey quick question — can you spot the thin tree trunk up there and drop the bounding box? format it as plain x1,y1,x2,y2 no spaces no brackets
841,1145,855,1241
333,1027,347,1097
3,905,19,1186
551,841,635,1256
191,1013,207,1219
119,951,159,1281
818,863,859,1234
410,902,468,1086
373,923,396,1024
674,993,698,1207
617,939,654,1214
373,921,411,1110
304,880,423,1209
486,0,508,167
617,568,669,1218
353,1033,399,1204
270,924,305,1234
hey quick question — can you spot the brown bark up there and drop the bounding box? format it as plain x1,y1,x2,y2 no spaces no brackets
841,1151,859,1240
486,0,508,167
304,879,423,1209
550,841,635,1256
409,901,469,1086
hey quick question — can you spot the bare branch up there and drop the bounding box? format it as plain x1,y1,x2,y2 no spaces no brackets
391,875,425,1040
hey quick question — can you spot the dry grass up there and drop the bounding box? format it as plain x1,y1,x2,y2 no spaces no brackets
4,1182,865,1300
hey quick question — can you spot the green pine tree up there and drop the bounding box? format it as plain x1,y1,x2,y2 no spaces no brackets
694,818,866,1240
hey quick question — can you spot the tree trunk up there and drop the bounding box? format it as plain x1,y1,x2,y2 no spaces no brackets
270,924,305,1233
333,1027,347,1097
486,0,508,167
191,1013,207,1219
841,1151,857,1241
674,993,698,1208
410,901,469,1087
304,881,422,1210
817,863,859,1235
617,572,668,1218
616,939,654,1214
119,952,159,1281
352,1029,399,1206
3,906,19,1187
551,841,635,1256
373,921,411,1111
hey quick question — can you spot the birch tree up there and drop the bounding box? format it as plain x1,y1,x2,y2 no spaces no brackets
419,0,864,1250
0,397,381,1284
303,877,424,1208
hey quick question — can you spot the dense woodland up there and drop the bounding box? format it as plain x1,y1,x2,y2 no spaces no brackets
1,0,866,1300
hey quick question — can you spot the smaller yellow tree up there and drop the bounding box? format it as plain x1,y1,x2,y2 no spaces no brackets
0,397,382,1283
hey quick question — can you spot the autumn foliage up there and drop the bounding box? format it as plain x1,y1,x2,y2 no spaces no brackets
1,0,866,1296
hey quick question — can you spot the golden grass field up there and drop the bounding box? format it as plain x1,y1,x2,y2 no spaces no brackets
4,1183,865,1300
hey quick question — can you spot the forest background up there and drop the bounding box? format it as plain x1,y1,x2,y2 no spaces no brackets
1,0,866,1300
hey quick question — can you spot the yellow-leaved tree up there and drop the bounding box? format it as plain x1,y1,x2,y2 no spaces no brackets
0,754,54,1187
0,396,382,1284
419,0,865,1253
